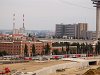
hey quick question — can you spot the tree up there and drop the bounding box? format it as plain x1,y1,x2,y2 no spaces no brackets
76,43,80,54
97,41,100,55
70,42,80,54
80,43,85,54
2,51,7,55
53,49,59,55
44,43,50,55
88,44,93,54
52,42,60,47
60,42,64,46
64,42,70,54
85,43,89,54
95,43,98,55
70,47,77,54
0,51,8,56
28,33,32,37
61,47,65,54
32,44,35,56
24,44,28,57
71,42,78,46
0,52,2,56
95,41,100,55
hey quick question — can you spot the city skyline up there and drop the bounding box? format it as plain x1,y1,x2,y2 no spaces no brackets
0,0,96,31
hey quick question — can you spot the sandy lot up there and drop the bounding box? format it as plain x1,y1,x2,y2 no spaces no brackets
0,60,70,72
49,65,100,75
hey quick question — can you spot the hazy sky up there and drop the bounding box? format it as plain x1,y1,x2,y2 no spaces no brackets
0,0,96,31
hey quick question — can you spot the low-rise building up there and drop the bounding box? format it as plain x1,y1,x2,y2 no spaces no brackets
0,41,44,57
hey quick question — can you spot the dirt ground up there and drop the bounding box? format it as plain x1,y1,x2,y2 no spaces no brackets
0,58,99,75
0,60,70,72
49,65,100,75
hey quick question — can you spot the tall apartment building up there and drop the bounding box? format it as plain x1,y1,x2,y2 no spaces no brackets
77,23,88,39
55,23,88,39
55,24,65,37
55,23,77,39
64,24,77,39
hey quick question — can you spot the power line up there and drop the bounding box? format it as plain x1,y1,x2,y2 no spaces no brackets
57,0,94,10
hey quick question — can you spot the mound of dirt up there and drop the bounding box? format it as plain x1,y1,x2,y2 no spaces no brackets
83,67,100,75
97,67,100,70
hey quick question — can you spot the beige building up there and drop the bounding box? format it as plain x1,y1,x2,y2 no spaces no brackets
55,23,88,39
77,23,88,39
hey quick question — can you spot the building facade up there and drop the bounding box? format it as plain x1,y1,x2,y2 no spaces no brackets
55,24,65,38
55,23,87,39
0,41,44,57
77,23,88,39
64,24,77,39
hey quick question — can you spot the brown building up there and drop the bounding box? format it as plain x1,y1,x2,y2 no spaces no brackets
0,41,44,57
31,42,44,55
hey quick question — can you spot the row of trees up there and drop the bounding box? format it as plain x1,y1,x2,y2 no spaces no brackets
24,44,36,57
24,43,51,57
24,41,100,56
52,42,100,55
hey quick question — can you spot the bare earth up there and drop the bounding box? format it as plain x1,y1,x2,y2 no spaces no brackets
49,65,100,75
0,58,99,75
0,60,70,72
